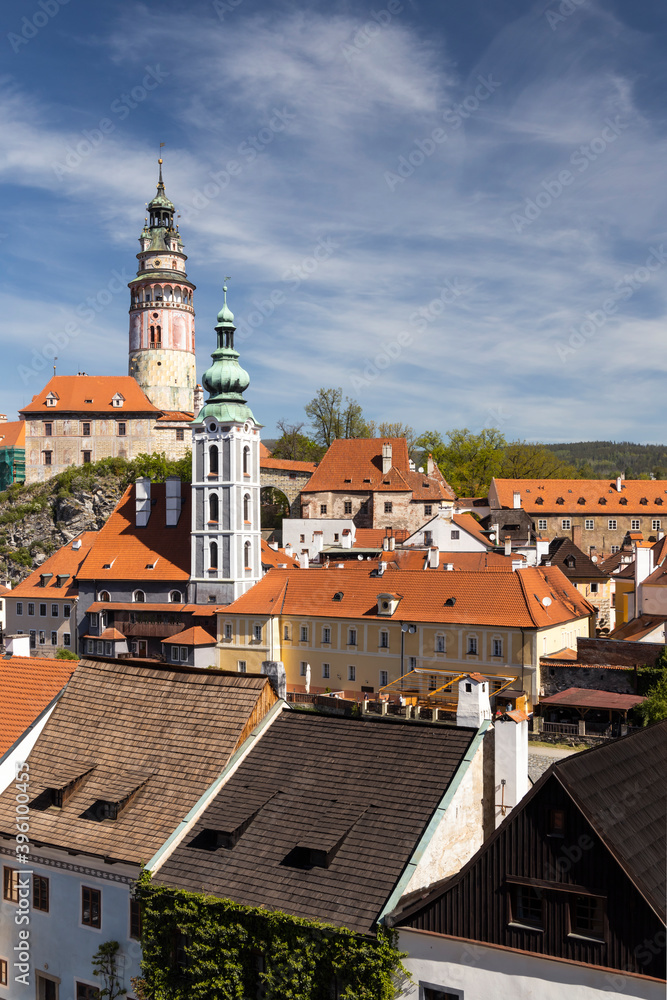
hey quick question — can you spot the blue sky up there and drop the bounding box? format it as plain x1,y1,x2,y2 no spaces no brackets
2,0,666,443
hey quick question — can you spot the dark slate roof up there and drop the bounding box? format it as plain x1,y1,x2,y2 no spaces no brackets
0,659,275,864
553,720,667,920
542,536,607,580
154,712,478,935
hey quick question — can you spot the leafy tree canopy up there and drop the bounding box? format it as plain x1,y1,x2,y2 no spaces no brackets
271,420,325,463
304,388,371,447
416,427,507,497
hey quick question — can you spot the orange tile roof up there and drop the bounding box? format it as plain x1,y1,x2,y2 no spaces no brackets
380,550,519,572
0,420,25,449
452,512,493,547
100,627,127,641
225,565,593,628
353,528,410,548
609,615,667,641
261,540,300,570
540,646,578,661
491,478,667,515
10,532,97,599
260,457,317,473
0,655,76,755
160,626,216,646
302,438,454,500
78,483,191,581
156,411,194,422
260,442,272,458
20,376,160,414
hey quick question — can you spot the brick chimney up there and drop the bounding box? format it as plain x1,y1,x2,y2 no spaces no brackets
571,524,582,549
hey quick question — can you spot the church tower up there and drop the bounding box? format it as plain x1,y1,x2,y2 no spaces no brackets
128,159,196,413
189,285,262,605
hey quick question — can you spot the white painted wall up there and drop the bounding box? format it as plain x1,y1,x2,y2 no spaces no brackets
398,928,665,1000
0,703,59,795
281,518,355,562
405,511,488,552
494,716,529,829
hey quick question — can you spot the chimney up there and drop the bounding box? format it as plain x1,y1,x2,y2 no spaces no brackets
536,537,549,562
71,538,82,551
426,453,435,475
443,562,454,571
456,675,491,728
389,535,396,551
377,560,386,576
572,523,582,549
135,477,151,528
428,546,439,569
300,551,310,569
494,710,529,828
5,634,31,657
616,476,623,492
165,476,182,526
269,540,279,550
513,491,521,510
341,529,353,549
382,442,392,475
193,384,204,414
382,536,389,551
262,660,286,700
634,542,653,600
284,542,293,557
504,536,512,556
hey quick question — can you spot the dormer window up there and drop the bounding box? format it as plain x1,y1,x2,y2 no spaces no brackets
45,392,59,407
377,593,401,616
111,393,125,408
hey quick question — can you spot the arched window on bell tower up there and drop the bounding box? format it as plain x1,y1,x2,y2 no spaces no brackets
243,446,250,476
210,540,218,569
243,494,251,523
244,540,251,569
209,493,219,523
209,444,219,476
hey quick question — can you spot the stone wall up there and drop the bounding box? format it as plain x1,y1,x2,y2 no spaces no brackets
540,664,635,698
576,636,665,666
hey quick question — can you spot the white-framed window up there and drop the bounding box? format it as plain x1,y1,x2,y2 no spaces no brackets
348,665,356,681
283,624,290,640
223,622,232,640
561,519,571,530
435,634,445,653
322,626,331,644
611,545,619,554
28,603,35,616
133,590,145,603
16,602,23,616
631,519,640,531
253,624,262,642
51,604,58,617
51,631,57,645
450,529,460,540
87,640,95,653
29,630,36,647
104,642,112,656
590,582,599,594
300,624,308,642
348,627,357,646
424,504,432,515
322,663,330,679
384,502,392,513
63,633,71,647
237,660,247,673
63,603,71,617
180,647,188,661
300,661,308,676
379,670,388,687
652,519,661,531
492,637,503,657
608,519,617,530
537,518,547,531
418,980,463,999
171,646,179,662
379,630,389,649
39,631,45,645
467,636,478,655
585,519,594,530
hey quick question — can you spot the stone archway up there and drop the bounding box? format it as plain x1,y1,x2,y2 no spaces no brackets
261,485,291,529
260,465,313,518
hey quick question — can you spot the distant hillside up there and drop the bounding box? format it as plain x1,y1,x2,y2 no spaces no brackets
543,441,667,480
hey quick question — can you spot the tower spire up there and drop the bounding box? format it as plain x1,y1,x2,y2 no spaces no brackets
197,283,256,423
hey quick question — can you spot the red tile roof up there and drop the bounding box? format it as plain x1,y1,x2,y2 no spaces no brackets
260,457,317,473
10,532,97,600
156,411,194,422
20,376,160,414
78,483,191,581
160,626,216,646
539,687,646,710
0,655,76,755
491,478,667,514
224,565,593,628
100,627,127,641
0,421,25,449
261,540,300,570
302,438,454,500
453,512,493,547
608,615,667,641
353,528,410,548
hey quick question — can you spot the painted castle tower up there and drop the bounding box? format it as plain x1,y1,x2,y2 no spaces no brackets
189,286,262,604
128,159,196,413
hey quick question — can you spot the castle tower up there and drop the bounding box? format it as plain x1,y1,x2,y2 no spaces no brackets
189,286,262,605
128,159,196,413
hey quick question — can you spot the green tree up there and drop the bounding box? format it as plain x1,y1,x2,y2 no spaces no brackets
499,442,579,479
272,420,325,463
416,427,506,496
365,422,418,457
637,669,667,725
305,388,370,447
56,648,78,660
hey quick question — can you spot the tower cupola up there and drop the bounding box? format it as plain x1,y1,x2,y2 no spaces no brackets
198,285,255,424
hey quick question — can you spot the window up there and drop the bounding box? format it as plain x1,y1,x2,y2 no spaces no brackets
584,518,594,530
408,656,417,669
224,623,232,640
561,518,571,530
244,541,251,569
51,631,58,645
244,494,251,522
180,646,188,661
3,866,20,902
348,627,357,646
467,636,478,655
39,603,46,617
344,501,352,515
170,590,183,604
450,529,460,540
117,422,126,437
210,541,219,570
348,665,356,681
608,519,617,530
237,660,247,673
171,646,179,662
379,669,388,687
209,444,219,475
130,898,142,940
39,631,46,645
0,959,6,985
424,531,433,546
82,451,91,463
44,421,52,436
300,625,308,642
379,630,389,649
63,632,71,647
76,985,99,1000
299,534,305,543
37,974,59,1000
511,885,543,929
253,624,262,642
82,422,91,436
631,519,640,531
300,661,308,676
538,519,547,531
43,450,52,466
570,894,605,939
176,428,185,441
590,582,599,594
384,502,393,513
209,493,219,522
652,519,662,531
322,663,330,679
243,445,250,475
424,504,432,515
81,885,101,928
16,602,22,616
492,638,503,657
547,808,566,837
133,590,145,603
30,630,36,647
50,603,58,617
33,874,49,912
322,626,331,644
611,545,619,554
283,624,290,641
320,504,327,514
421,987,462,1000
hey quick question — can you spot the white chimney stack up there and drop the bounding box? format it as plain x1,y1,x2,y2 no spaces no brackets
5,634,31,657
165,476,181,527
513,491,521,509
389,535,396,551
269,540,279,550
378,561,386,576
494,710,529,828
428,546,439,569
71,538,82,551
382,536,389,551
300,551,310,569
382,442,392,475
504,536,512,556
456,675,491,728
616,476,623,492
285,542,293,557
136,477,151,528
426,453,435,475
342,529,353,550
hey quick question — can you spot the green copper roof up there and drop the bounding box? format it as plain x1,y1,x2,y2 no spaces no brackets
148,158,175,211
195,285,258,425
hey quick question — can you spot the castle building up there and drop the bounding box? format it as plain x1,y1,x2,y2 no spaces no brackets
189,286,263,604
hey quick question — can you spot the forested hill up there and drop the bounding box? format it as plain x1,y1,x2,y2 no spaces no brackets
543,441,667,479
